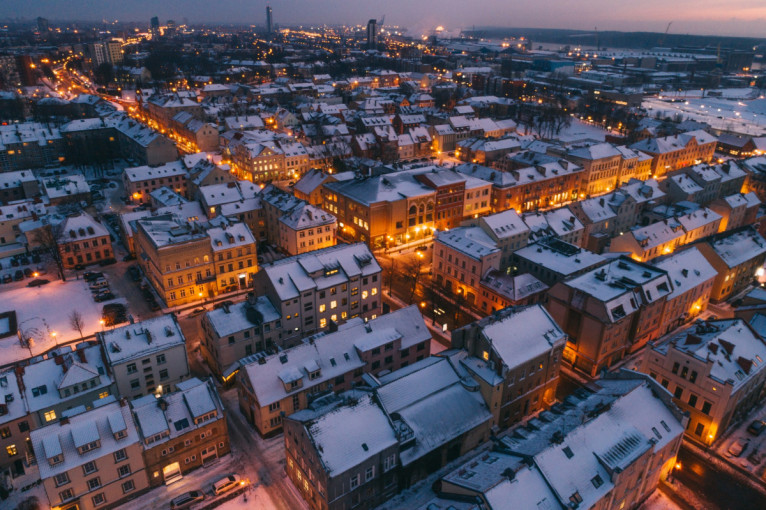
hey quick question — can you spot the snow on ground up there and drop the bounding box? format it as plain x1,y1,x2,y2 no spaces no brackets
519,118,611,143
638,490,683,510
0,278,127,363
643,90,766,137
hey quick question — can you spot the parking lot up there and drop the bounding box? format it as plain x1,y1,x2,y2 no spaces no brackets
717,403,766,480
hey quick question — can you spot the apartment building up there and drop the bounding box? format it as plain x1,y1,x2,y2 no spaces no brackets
695,227,766,302
418,372,686,510
451,304,566,428
254,243,382,345
652,247,718,335
433,226,500,302
547,257,672,377
522,205,585,247
283,356,493,510
279,203,337,255
0,170,40,205
131,378,230,486
0,368,33,477
32,401,149,510
122,160,189,205
208,222,258,292
512,238,606,286
709,192,761,232
98,314,190,399
476,271,548,313
20,344,116,428
237,307,431,436
566,142,623,195
0,122,66,171
630,130,717,177
134,215,215,307
643,319,766,445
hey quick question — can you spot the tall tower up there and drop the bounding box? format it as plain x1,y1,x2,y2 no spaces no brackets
366,19,377,49
266,6,273,34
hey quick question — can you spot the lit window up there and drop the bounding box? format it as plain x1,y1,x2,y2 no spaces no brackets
44,410,56,422
371,287,378,295
320,318,327,328
319,304,326,312
362,290,368,299
6,445,17,456
330,300,337,309
98,391,109,399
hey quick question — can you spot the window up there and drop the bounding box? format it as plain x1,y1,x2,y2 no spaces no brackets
59,489,75,502
122,480,135,494
365,466,375,482
688,394,698,408
689,370,698,383
83,461,98,475
54,472,70,487
160,369,169,381
701,401,712,415
673,386,683,399
591,474,604,488
562,446,574,459
118,464,131,478
127,363,137,374
671,362,679,374
113,449,127,462
130,379,140,389
350,474,360,490
156,354,166,365
87,477,101,490
44,410,56,422
0,427,9,439
694,423,704,436
383,454,396,472
269,402,280,412
92,493,106,506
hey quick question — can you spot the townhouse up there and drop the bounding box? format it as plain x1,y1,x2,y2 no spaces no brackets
122,160,189,205
512,237,606,286
0,368,33,477
629,130,717,177
695,227,766,302
433,226,501,302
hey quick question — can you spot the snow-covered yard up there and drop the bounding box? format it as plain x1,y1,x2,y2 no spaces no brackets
0,277,127,364
643,88,766,137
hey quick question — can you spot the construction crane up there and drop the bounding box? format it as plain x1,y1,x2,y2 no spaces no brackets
659,21,673,46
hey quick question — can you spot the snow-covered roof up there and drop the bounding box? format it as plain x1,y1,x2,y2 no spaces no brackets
99,314,185,365
123,160,188,183
479,270,548,303
261,243,380,301
435,226,499,261
708,228,766,268
479,209,529,240
652,247,718,300
32,401,140,480
652,319,766,391
208,222,256,251
204,295,280,338
0,367,29,426
21,344,113,413
42,174,90,200
279,202,336,230
514,239,605,277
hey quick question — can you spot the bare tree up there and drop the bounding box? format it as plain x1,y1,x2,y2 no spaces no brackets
402,255,426,303
29,223,66,282
69,310,85,339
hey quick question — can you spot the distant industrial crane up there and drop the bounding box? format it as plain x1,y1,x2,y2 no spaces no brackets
659,21,673,46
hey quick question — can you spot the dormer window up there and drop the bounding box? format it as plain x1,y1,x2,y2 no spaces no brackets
308,369,321,380
49,454,63,465
78,440,100,454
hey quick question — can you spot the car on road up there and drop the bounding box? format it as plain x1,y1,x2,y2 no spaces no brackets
188,307,207,318
148,300,161,311
747,420,766,436
728,437,749,457
170,490,205,509
27,279,50,287
127,266,141,281
123,254,136,262
213,474,242,496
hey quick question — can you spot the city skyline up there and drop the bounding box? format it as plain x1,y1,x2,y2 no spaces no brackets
2,0,766,38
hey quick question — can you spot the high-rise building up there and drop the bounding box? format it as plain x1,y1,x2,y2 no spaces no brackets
366,18,377,49
266,6,273,34
150,16,160,37
36,17,49,34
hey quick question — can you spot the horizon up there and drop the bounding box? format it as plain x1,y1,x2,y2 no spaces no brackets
2,0,766,39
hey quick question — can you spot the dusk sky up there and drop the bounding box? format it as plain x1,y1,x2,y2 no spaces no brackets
2,0,766,38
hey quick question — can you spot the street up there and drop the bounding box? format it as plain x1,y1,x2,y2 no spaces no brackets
674,446,766,510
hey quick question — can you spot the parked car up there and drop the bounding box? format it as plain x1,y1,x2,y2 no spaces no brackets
31,253,41,263
13,270,24,281
123,254,136,262
148,300,161,311
2,274,12,283
747,420,766,436
98,258,117,266
10,258,19,267
213,474,242,496
188,307,207,317
728,437,749,457
127,266,141,281
83,271,104,281
89,279,109,290
23,267,33,277
35,266,47,275
20,256,29,265
27,279,50,287
170,490,205,510
94,292,116,302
